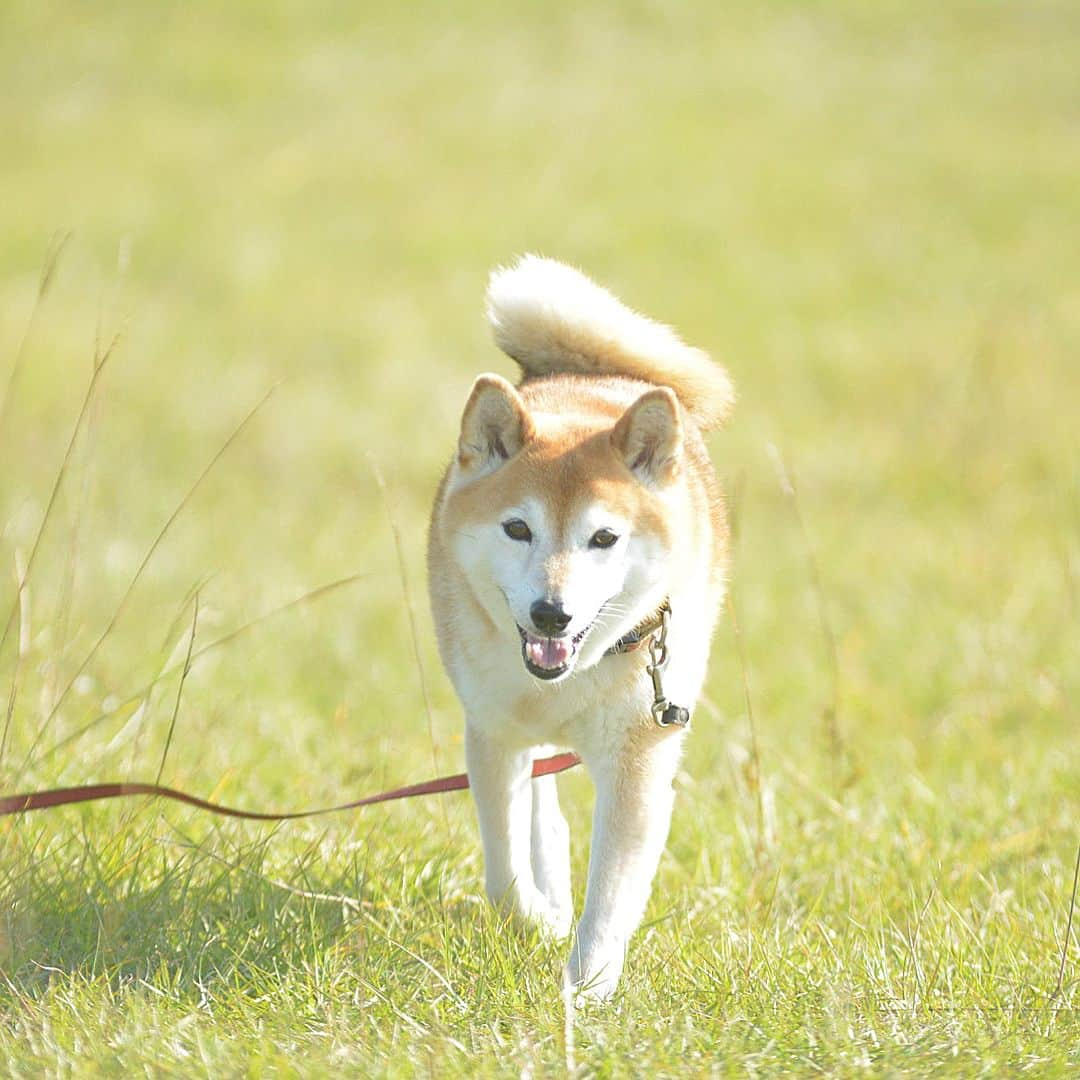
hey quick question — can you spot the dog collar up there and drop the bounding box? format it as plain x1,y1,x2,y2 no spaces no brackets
603,599,689,727
604,598,672,656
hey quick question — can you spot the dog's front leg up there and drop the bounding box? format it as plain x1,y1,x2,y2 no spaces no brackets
466,724,570,938
568,730,685,999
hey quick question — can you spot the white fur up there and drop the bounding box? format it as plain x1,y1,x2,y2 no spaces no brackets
486,254,735,430
446,495,668,681
450,568,716,1000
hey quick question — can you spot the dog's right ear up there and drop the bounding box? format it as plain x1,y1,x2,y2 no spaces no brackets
457,374,533,477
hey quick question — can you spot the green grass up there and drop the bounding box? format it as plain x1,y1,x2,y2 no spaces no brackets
2,0,1079,1073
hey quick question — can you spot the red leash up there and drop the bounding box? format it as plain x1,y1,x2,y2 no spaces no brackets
0,752,581,820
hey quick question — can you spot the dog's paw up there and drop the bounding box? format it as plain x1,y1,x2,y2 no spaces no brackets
518,888,573,940
494,883,573,940
565,937,624,1001
545,902,574,941
567,967,620,1003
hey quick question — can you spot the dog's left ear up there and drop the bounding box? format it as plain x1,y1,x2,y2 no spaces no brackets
612,387,683,486
457,374,534,477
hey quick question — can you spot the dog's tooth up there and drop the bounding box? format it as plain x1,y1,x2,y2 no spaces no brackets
543,637,570,668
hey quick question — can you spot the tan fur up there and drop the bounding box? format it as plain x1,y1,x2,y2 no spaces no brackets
439,374,727,580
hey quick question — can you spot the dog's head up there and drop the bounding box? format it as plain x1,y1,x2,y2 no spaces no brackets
441,374,689,683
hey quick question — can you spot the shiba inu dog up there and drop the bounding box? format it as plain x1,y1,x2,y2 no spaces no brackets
427,256,734,999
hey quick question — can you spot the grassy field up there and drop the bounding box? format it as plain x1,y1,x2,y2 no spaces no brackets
1,0,1078,1073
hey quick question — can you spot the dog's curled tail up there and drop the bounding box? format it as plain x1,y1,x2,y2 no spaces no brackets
486,254,734,430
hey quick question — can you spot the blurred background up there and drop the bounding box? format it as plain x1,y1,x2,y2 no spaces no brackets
0,0,1077,1026
2,1,1079,1068
2,0,1077,805
2,0,1078,795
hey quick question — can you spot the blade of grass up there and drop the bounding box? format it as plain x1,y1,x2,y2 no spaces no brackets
0,332,116,660
155,593,199,785
767,442,847,789
0,331,118,763
124,579,212,775
24,384,278,766
1,552,29,765
726,471,766,861
368,456,439,779
45,332,103,717
0,232,70,436
24,571,370,773
1052,841,1080,999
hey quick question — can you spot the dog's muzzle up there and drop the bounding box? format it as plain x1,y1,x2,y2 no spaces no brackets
517,624,589,681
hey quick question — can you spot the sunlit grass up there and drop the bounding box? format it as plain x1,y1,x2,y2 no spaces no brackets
1,0,1079,1073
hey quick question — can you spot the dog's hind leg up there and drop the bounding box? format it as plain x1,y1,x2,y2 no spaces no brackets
530,766,573,936
465,724,570,938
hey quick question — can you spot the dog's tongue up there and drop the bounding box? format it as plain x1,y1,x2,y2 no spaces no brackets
524,633,571,670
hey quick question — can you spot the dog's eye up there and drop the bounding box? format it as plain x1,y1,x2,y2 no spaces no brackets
502,518,532,542
589,528,619,549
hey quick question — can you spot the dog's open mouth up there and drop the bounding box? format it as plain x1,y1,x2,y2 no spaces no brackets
517,625,590,681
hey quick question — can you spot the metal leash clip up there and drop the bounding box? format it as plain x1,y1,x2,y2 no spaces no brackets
646,606,690,728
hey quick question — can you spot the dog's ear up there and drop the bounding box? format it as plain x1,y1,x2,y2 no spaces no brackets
612,387,683,486
457,374,534,477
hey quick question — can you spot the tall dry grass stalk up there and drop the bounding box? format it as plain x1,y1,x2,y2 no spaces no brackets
0,232,70,435
725,471,767,860
767,442,848,790
155,593,200,785
16,388,278,777
25,384,280,768
25,572,370,775
368,455,440,778
0,331,118,767
1,553,29,763
0,334,117,661
1053,841,1080,999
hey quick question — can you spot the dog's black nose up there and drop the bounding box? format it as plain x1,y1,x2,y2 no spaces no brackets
530,599,571,636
